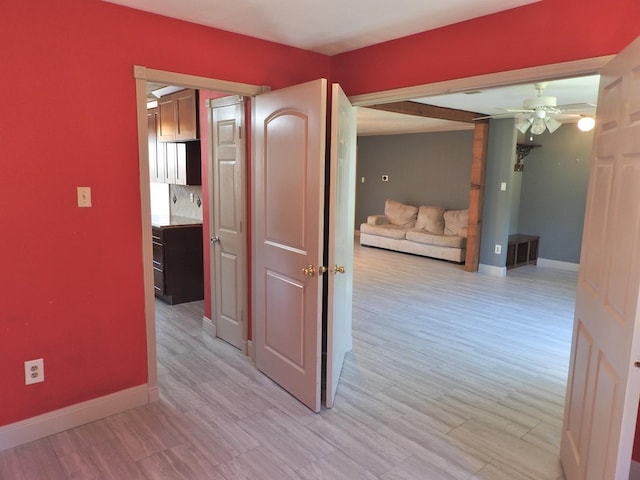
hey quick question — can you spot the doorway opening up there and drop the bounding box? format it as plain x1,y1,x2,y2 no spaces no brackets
135,55,609,406
134,66,264,399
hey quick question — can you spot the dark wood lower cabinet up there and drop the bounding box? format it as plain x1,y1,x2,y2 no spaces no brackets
152,224,204,304
506,234,539,270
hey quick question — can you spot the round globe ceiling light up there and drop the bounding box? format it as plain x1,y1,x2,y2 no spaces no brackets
577,116,596,132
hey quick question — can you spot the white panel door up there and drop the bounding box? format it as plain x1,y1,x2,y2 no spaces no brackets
560,35,640,480
254,79,327,412
325,83,356,408
209,96,246,350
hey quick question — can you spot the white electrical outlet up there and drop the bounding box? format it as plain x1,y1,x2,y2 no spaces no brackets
25,359,44,385
495,244,502,254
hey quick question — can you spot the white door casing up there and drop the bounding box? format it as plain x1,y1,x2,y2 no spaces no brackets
253,79,327,412
209,96,247,351
560,36,640,480
325,83,357,408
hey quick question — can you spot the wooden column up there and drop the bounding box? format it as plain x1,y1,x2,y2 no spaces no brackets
465,121,489,272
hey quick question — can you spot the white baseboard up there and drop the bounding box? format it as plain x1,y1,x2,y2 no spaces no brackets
247,340,255,363
478,264,507,277
630,460,640,480
0,385,151,452
148,384,160,402
202,315,216,337
537,258,580,272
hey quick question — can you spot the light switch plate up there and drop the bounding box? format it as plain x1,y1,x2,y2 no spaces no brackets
77,187,92,207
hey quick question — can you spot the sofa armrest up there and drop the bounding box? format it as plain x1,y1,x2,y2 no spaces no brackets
367,215,389,225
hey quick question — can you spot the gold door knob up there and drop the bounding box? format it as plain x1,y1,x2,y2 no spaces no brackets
302,265,316,277
334,265,346,274
318,266,328,275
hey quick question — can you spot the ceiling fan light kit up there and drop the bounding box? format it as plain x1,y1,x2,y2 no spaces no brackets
480,81,595,137
516,117,534,134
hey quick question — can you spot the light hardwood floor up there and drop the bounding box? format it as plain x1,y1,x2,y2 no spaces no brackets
0,243,575,479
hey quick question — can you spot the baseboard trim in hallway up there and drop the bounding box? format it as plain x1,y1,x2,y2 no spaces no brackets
0,384,150,452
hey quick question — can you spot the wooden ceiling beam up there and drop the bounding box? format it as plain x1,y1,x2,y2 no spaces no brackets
367,100,485,124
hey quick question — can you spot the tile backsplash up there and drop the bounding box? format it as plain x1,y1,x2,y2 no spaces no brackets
169,184,203,220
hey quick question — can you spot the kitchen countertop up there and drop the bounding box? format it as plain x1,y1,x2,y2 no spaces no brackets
151,215,203,228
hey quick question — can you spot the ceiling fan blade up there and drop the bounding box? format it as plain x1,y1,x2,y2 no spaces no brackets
557,102,597,111
473,112,518,121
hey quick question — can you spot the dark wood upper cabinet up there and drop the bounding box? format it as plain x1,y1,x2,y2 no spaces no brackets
147,107,167,183
148,91,202,185
157,89,199,142
174,89,198,141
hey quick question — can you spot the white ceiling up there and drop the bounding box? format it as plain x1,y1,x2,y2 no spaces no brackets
103,0,540,55
357,75,600,136
127,0,599,136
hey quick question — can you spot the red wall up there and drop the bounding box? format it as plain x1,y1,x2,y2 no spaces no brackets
3,0,640,439
0,0,329,427
332,0,640,96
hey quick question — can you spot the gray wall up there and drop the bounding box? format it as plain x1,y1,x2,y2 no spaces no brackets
479,118,518,267
355,122,592,267
355,130,474,226
517,126,593,263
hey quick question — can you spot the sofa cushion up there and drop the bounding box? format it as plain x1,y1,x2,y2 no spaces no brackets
367,215,389,225
360,223,409,240
414,205,445,233
406,229,467,248
444,209,469,237
384,199,418,227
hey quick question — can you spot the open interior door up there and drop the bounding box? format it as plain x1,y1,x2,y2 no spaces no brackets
560,35,640,480
253,79,327,412
209,96,246,351
324,84,357,408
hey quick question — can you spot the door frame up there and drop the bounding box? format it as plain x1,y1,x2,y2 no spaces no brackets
133,65,266,400
135,55,612,402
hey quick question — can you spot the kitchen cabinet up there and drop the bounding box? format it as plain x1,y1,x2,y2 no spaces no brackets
148,108,202,186
167,142,202,185
158,88,199,142
147,107,166,183
152,223,204,304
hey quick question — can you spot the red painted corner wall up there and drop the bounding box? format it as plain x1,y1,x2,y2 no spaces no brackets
0,0,328,428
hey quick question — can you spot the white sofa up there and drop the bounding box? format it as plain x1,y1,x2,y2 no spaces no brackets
359,199,468,263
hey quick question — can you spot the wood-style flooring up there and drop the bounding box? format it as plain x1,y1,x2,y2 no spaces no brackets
0,243,576,479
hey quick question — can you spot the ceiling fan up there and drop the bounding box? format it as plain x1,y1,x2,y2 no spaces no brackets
475,82,596,135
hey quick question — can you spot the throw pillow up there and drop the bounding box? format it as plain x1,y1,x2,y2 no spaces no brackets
384,199,418,226
414,205,445,233
444,209,469,236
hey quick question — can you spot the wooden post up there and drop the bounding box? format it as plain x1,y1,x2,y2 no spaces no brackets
465,121,489,272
